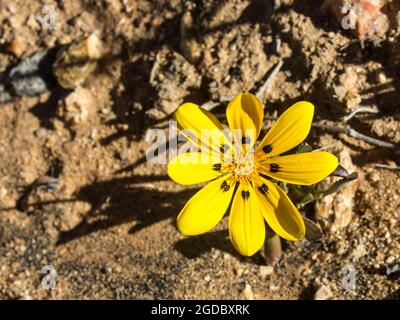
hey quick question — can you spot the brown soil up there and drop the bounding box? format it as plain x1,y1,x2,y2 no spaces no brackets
0,0,399,299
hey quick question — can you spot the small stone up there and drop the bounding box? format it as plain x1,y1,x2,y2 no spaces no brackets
314,285,333,300
53,33,103,89
242,284,254,300
386,256,396,264
204,275,211,282
259,265,274,277
352,244,366,260
9,50,51,96
376,72,387,84
9,37,25,58
60,87,94,125
235,267,244,277
368,171,380,184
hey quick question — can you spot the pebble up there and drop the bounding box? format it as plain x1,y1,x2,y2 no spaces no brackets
242,284,254,300
386,256,396,264
352,244,366,260
9,50,52,96
9,37,25,58
368,171,380,184
314,285,333,300
53,33,103,89
376,72,387,84
259,265,274,277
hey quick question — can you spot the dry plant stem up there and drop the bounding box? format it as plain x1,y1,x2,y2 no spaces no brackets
375,164,400,170
256,60,283,100
342,105,379,122
264,231,282,265
201,95,232,111
312,123,399,151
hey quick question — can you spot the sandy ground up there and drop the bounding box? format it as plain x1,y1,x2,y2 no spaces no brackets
0,0,399,299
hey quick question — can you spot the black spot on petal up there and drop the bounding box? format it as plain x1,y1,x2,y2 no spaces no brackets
241,190,250,200
269,163,281,173
212,163,221,171
263,144,273,154
221,181,230,192
258,183,269,194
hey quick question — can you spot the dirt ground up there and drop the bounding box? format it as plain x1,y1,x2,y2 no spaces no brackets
0,0,399,299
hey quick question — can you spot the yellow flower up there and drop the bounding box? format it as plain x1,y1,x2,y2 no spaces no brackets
168,92,338,256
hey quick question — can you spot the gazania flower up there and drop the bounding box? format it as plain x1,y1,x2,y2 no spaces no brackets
168,93,338,256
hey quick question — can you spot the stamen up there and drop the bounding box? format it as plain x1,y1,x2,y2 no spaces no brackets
262,144,273,154
269,163,281,173
241,190,250,200
220,180,230,192
258,183,269,194
212,163,222,171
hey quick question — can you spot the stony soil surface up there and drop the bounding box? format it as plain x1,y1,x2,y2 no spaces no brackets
0,0,399,299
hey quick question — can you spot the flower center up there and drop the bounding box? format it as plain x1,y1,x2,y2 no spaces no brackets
234,153,256,177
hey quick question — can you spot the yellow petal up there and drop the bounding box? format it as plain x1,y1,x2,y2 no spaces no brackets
177,175,235,235
168,152,225,185
259,151,338,185
257,101,314,158
255,178,305,241
175,103,232,154
226,93,264,148
229,183,266,256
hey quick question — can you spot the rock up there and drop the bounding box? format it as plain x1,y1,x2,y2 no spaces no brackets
314,285,333,300
386,264,400,278
351,244,366,260
242,283,254,300
315,145,359,230
8,50,53,96
386,256,395,264
53,33,103,89
259,265,274,277
59,86,95,125
322,0,389,40
367,171,380,185
9,37,25,58
149,47,202,117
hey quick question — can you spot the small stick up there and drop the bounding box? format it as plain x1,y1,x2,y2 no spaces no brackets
312,123,399,150
313,142,339,152
375,164,400,170
342,105,379,122
256,60,283,100
201,96,232,111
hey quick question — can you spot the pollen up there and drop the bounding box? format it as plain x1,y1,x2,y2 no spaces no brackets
233,153,256,178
